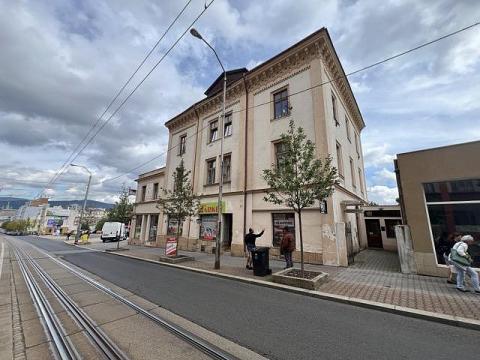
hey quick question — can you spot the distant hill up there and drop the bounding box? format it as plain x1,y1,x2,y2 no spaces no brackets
0,197,114,210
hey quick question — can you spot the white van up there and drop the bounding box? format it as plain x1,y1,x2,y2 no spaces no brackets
101,222,126,242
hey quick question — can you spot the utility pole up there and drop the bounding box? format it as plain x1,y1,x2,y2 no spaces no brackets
190,28,226,269
71,164,92,244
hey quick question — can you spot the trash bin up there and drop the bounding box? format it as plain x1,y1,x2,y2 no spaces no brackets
252,247,272,276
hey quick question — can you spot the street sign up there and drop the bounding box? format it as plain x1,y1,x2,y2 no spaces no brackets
165,237,177,257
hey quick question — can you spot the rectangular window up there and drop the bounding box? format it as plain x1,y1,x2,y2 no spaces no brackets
134,215,142,239
355,133,360,158
350,157,356,188
272,213,295,247
200,214,217,241
149,214,158,241
141,185,147,202
424,179,480,267
179,135,187,155
336,142,344,178
167,217,182,236
273,88,289,119
332,92,339,126
153,183,159,200
358,168,364,193
224,113,232,137
345,116,351,142
385,219,402,238
206,159,216,185
209,120,218,143
222,154,231,182
275,142,288,170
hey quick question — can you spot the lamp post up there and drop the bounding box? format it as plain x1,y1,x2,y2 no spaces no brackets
71,164,92,244
190,28,226,269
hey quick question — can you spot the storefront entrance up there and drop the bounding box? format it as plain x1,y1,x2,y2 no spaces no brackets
223,214,233,249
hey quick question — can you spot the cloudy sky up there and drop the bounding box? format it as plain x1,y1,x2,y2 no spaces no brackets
0,0,479,204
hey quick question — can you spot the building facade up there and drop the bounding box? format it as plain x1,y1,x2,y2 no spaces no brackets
395,141,480,276
130,167,165,245
132,28,368,265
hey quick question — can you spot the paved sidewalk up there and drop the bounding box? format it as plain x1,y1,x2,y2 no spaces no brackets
62,238,480,322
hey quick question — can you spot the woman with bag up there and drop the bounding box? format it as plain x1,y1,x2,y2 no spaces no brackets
449,235,480,293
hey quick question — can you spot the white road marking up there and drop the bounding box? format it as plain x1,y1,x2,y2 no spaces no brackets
0,242,4,280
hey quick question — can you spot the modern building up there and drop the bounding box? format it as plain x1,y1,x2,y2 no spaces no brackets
132,27,368,266
362,205,402,251
395,140,480,276
0,208,16,225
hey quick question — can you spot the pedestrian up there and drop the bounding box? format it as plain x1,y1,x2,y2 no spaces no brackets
280,226,295,269
66,231,73,241
443,232,462,284
244,228,264,270
449,235,480,293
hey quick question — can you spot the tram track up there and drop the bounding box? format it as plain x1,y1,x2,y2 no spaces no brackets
9,238,238,360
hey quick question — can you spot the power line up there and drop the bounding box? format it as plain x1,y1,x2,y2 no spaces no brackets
64,0,216,168
101,20,480,183
36,0,196,197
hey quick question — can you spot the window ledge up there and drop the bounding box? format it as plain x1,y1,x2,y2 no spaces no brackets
208,138,221,145
271,113,292,122
204,182,219,187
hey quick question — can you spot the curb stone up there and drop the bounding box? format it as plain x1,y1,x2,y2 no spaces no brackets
103,250,480,331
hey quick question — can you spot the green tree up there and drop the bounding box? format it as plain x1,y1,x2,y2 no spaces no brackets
95,217,107,232
262,120,338,275
157,160,199,245
107,186,134,224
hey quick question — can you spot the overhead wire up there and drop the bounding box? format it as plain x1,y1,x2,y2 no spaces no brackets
35,0,196,197
101,20,480,184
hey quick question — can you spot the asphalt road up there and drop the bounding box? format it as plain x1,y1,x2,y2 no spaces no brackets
16,236,480,360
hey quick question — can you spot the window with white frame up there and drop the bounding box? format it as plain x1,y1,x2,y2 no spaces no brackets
224,113,232,137
209,120,218,143
206,158,216,185
424,179,480,267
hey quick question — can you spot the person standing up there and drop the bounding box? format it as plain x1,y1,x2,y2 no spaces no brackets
280,226,295,269
244,228,264,270
449,235,480,293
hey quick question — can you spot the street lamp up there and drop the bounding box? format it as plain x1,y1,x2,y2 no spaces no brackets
70,163,92,244
190,28,226,270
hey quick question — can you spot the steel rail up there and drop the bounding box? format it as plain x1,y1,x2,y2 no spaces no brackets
34,245,238,360
12,247,78,360
15,244,129,360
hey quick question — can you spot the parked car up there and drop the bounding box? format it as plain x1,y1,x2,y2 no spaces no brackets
101,222,126,242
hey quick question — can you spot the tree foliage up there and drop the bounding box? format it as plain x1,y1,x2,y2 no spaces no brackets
262,120,338,274
1,219,30,232
157,160,199,239
106,186,133,224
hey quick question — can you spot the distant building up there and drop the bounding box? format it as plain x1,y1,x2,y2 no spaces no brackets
395,140,480,276
131,27,368,266
0,209,16,225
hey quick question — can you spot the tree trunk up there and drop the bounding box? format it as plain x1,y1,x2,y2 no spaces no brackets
298,209,304,277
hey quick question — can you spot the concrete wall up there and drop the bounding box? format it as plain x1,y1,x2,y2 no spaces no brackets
396,141,480,276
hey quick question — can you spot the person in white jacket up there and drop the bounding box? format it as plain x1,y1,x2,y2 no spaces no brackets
449,235,480,293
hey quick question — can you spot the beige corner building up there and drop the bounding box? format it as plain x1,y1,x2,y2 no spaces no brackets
395,141,480,276
131,28,368,266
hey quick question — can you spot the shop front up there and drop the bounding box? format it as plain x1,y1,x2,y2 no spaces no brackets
396,141,480,276
198,201,232,251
